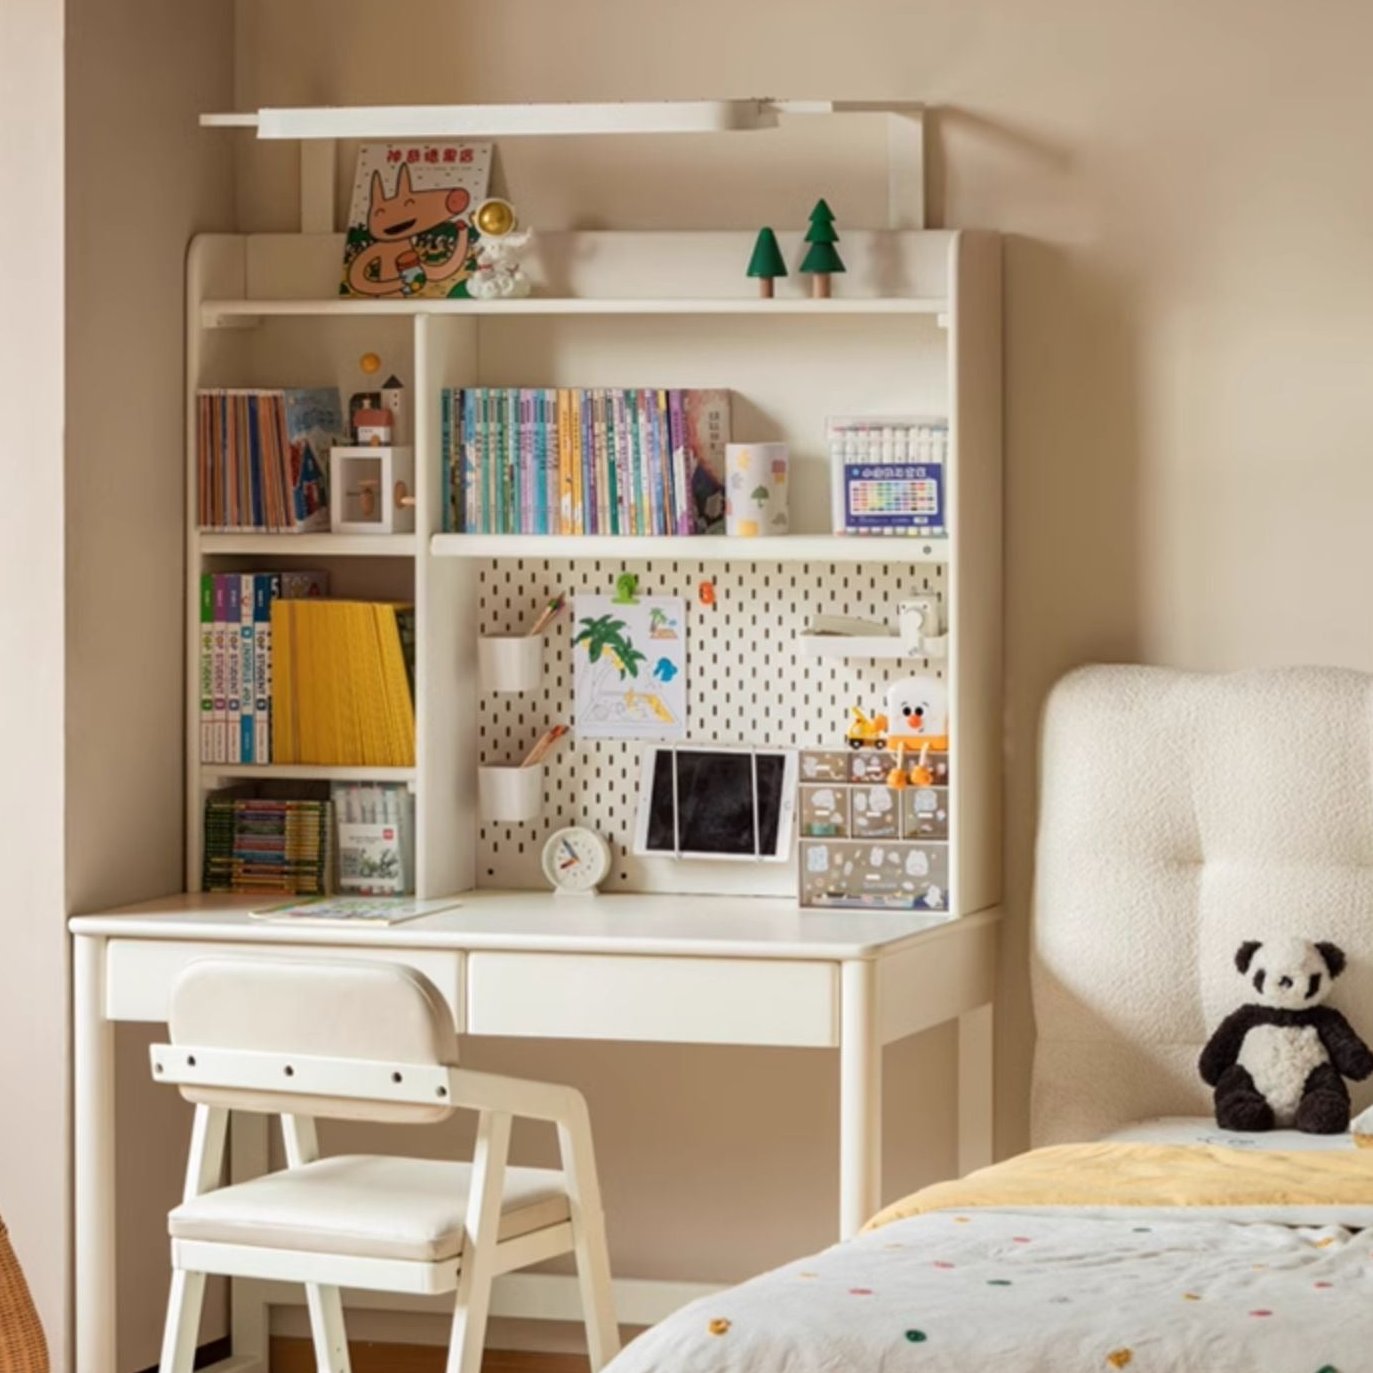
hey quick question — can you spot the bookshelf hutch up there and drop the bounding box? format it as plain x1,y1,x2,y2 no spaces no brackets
186,99,1000,911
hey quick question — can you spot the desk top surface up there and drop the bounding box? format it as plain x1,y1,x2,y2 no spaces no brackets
70,890,998,960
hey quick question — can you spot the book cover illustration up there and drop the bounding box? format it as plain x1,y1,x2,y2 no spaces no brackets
341,142,493,299
675,388,731,534
282,388,344,531
572,594,686,740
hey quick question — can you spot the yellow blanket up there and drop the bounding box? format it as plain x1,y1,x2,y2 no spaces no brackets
864,1141,1373,1231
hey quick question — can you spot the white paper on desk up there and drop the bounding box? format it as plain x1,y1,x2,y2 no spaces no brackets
572,594,686,740
250,897,462,926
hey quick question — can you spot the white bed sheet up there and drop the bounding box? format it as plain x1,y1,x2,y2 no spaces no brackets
1100,1115,1356,1153
609,1207,1372,1373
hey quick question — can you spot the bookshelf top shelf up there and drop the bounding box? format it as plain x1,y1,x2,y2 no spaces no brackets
200,296,949,328
199,99,923,141
431,533,949,564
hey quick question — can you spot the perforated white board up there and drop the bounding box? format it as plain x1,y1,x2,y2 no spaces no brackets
477,557,945,895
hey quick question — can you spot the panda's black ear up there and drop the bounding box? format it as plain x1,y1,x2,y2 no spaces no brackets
1316,942,1347,979
1235,941,1262,974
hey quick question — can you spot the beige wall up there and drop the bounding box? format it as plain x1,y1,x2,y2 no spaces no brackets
0,0,67,1362
229,0,1373,1342
65,2,234,1368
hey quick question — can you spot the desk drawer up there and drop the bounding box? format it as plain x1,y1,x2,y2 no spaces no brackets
104,940,464,1026
466,953,837,1047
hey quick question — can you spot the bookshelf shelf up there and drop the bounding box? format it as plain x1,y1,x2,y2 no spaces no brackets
197,532,418,557
199,764,417,784
200,296,949,328
430,533,949,565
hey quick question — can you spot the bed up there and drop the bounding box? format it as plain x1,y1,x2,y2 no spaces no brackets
607,667,1373,1373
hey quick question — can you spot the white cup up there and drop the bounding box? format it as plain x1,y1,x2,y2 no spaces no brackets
725,442,789,536
478,764,543,823
478,634,543,693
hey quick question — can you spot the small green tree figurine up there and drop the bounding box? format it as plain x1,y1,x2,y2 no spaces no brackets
799,198,845,298
746,226,788,298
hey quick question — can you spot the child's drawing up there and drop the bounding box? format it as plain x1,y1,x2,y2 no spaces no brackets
572,595,686,740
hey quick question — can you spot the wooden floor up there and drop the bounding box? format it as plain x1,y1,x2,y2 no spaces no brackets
270,1337,591,1372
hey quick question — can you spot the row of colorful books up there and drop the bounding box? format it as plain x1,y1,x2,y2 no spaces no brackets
203,797,332,894
440,387,731,536
271,600,417,767
196,387,345,532
199,571,330,765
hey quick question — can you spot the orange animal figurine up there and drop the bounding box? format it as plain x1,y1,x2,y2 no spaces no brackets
346,163,474,298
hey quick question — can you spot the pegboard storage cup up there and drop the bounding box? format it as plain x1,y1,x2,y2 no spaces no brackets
725,442,789,537
478,634,544,693
478,764,543,823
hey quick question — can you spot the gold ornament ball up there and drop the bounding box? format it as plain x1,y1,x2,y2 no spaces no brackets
474,197,518,238
359,352,382,375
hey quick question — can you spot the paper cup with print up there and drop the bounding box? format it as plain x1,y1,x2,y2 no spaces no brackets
725,442,789,537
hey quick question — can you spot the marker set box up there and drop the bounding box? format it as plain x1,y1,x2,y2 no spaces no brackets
828,414,949,536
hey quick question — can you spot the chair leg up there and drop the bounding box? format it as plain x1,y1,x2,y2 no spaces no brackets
304,1283,352,1373
158,1268,207,1373
558,1110,621,1370
444,1110,512,1373
572,1212,621,1371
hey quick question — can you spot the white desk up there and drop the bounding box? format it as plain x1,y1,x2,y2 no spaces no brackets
71,891,997,1373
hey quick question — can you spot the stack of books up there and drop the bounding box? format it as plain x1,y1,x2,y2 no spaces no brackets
197,387,346,532
271,600,416,767
440,387,730,536
199,570,329,765
203,797,332,894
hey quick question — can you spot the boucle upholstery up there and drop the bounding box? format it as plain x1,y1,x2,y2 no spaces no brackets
1031,665,1373,1144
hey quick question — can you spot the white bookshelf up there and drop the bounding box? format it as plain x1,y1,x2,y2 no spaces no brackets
185,227,1002,915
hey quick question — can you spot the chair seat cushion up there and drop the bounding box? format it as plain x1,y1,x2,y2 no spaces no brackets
169,1155,570,1262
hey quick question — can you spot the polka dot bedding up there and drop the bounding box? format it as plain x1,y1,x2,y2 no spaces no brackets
606,1210,1373,1372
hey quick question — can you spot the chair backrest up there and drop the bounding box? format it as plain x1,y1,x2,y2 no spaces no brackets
163,956,459,1124
1032,665,1373,1144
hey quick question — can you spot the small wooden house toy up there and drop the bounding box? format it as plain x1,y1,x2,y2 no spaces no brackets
330,445,416,534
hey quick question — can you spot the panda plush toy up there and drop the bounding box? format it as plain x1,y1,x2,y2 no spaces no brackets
1199,937,1373,1133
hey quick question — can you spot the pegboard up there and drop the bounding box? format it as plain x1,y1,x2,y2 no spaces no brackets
477,558,946,896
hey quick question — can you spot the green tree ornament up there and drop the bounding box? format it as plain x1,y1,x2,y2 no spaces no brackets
746,227,788,298
799,199,845,297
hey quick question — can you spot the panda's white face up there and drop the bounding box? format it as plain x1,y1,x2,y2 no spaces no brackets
1237,936,1343,1012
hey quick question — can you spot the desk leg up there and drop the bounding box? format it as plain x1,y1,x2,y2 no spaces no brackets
838,959,881,1239
75,935,116,1373
229,1113,271,1370
957,1003,995,1175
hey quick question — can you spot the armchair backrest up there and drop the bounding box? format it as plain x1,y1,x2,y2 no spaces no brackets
157,956,459,1124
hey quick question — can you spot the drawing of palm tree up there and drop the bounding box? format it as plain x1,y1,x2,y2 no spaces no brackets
573,614,646,679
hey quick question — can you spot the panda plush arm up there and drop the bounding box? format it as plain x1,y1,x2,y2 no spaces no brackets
1199,1007,1262,1087
1312,1005,1373,1082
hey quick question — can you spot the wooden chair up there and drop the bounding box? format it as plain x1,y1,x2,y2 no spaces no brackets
149,956,620,1373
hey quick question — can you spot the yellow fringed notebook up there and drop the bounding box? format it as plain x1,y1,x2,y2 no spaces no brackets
270,599,415,767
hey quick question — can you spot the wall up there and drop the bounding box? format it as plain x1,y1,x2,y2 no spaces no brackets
0,0,67,1362
231,0,1373,1349
65,1,235,1367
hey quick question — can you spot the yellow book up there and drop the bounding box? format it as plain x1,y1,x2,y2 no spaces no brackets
374,603,416,766
357,602,392,765
270,599,296,764
558,388,575,537
296,601,323,764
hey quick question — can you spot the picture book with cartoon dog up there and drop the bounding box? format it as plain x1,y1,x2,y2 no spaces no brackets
340,142,493,299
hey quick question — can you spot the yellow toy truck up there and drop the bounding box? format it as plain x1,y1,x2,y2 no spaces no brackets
845,706,889,751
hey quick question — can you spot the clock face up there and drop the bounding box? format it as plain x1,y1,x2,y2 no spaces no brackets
541,826,612,894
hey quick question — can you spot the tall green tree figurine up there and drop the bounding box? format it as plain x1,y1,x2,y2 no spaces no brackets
746,226,788,298
799,198,845,298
